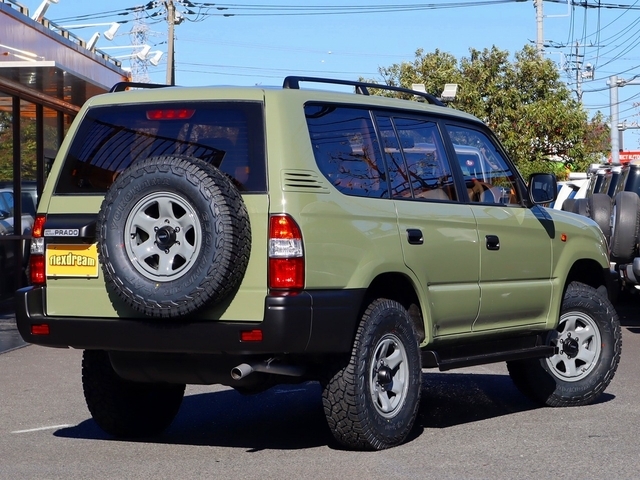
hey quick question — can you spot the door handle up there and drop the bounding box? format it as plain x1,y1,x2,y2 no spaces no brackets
406,229,423,245
486,234,500,251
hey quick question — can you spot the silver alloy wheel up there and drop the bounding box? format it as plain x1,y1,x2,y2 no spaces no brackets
369,333,410,418
124,191,202,281
546,310,602,383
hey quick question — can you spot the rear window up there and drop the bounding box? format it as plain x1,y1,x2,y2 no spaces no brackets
54,101,266,194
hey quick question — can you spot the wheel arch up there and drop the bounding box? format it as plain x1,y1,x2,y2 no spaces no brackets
564,258,610,298
362,272,426,344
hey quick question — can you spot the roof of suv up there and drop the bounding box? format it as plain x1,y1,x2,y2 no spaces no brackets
82,77,481,124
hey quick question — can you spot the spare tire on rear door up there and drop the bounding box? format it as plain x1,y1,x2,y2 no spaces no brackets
610,191,640,264
587,193,612,242
97,155,251,318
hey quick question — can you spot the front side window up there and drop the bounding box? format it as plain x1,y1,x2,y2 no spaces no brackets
377,115,457,201
446,124,520,204
305,104,388,198
55,101,266,194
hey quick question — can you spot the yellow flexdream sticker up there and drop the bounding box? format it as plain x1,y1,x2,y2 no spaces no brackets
46,244,99,278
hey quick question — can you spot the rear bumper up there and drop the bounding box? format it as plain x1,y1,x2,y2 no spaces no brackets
15,286,364,355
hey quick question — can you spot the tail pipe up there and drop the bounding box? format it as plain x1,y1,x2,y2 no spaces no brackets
231,360,305,380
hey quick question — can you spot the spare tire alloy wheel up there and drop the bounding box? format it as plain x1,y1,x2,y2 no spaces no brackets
322,298,422,450
124,191,201,281
97,155,251,317
506,282,621,407
610,191,640,264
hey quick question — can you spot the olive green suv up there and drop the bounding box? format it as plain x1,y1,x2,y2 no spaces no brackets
16,77,621,451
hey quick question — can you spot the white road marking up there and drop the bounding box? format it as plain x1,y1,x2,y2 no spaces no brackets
12,424,73,434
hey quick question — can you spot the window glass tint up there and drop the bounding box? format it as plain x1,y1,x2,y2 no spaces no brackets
0,192,11,218
55,101,266,194
377,115,456,201
305,104,388,198
446,124,520,204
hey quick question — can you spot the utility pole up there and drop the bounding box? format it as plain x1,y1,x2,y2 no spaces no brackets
165,0,175,85
610,75,620,164
573,42,583,102
609,75,640,163
535,0,544,54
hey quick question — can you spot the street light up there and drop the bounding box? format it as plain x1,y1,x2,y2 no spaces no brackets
108,45,152,62
411,83,459,102
31,0,59,22
148,51,164,67
59,22,122,40
86,32,100,51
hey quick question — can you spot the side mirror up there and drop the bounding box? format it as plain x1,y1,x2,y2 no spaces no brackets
528,173,557,205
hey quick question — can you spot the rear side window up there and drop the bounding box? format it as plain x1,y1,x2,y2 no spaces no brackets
305,104,389,198
376,115,457,201
55,101,266,194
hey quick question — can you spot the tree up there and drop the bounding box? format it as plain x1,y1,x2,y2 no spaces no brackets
366,45,610,180
0,112,44,182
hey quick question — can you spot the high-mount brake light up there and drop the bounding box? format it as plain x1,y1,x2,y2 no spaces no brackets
146,109,195,120
30,215,46,286
268,214,304,290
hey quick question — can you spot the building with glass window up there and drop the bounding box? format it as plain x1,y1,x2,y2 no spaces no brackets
0,0,129,301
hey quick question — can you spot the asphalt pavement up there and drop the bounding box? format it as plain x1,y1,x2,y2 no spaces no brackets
0,303,26,354
2,297,640,479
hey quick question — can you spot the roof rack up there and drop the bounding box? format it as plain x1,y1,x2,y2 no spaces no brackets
282,76,445,107
110,82,171,93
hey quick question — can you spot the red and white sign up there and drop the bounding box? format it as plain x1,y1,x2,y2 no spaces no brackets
609,151,640,163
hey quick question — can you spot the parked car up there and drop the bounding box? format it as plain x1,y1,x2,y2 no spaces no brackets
15,77,621,451
0,182,38,299
551,174,588,210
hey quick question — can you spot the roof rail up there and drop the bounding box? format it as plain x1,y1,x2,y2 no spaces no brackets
110,82,171,93
282,76,445,107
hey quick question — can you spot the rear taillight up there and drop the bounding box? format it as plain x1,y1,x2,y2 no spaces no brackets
29,215,46,286
268,214,304,290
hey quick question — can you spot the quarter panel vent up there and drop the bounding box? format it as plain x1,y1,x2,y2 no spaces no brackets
281,170,330,193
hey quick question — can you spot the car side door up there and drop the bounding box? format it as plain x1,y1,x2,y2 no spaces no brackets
444,122,554,331
375,114,481,337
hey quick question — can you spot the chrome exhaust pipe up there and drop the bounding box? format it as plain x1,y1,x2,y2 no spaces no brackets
231,363,254,380
231,361,305,380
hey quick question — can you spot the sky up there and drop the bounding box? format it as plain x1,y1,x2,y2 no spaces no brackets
25,0,640,149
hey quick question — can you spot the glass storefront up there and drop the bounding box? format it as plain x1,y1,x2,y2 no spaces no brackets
0,1,129,305
0,93,75,302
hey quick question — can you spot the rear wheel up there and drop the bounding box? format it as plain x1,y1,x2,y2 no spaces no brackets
322,299,422,450
507,282,621,407
82,350,185,438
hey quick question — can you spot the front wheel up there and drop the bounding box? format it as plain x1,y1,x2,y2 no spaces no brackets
322,298,422,450
507,282,621,407
82,350,185,438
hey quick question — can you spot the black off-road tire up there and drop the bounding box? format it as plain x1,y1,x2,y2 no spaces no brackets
587,193,612,242
571,197,589,217
97,155,251,317
610,191,640,263
82,350,185,438
561,198,576,212
507,282,621,407
322,298,422,450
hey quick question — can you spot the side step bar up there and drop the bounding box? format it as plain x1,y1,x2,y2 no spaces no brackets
422,334,556,371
